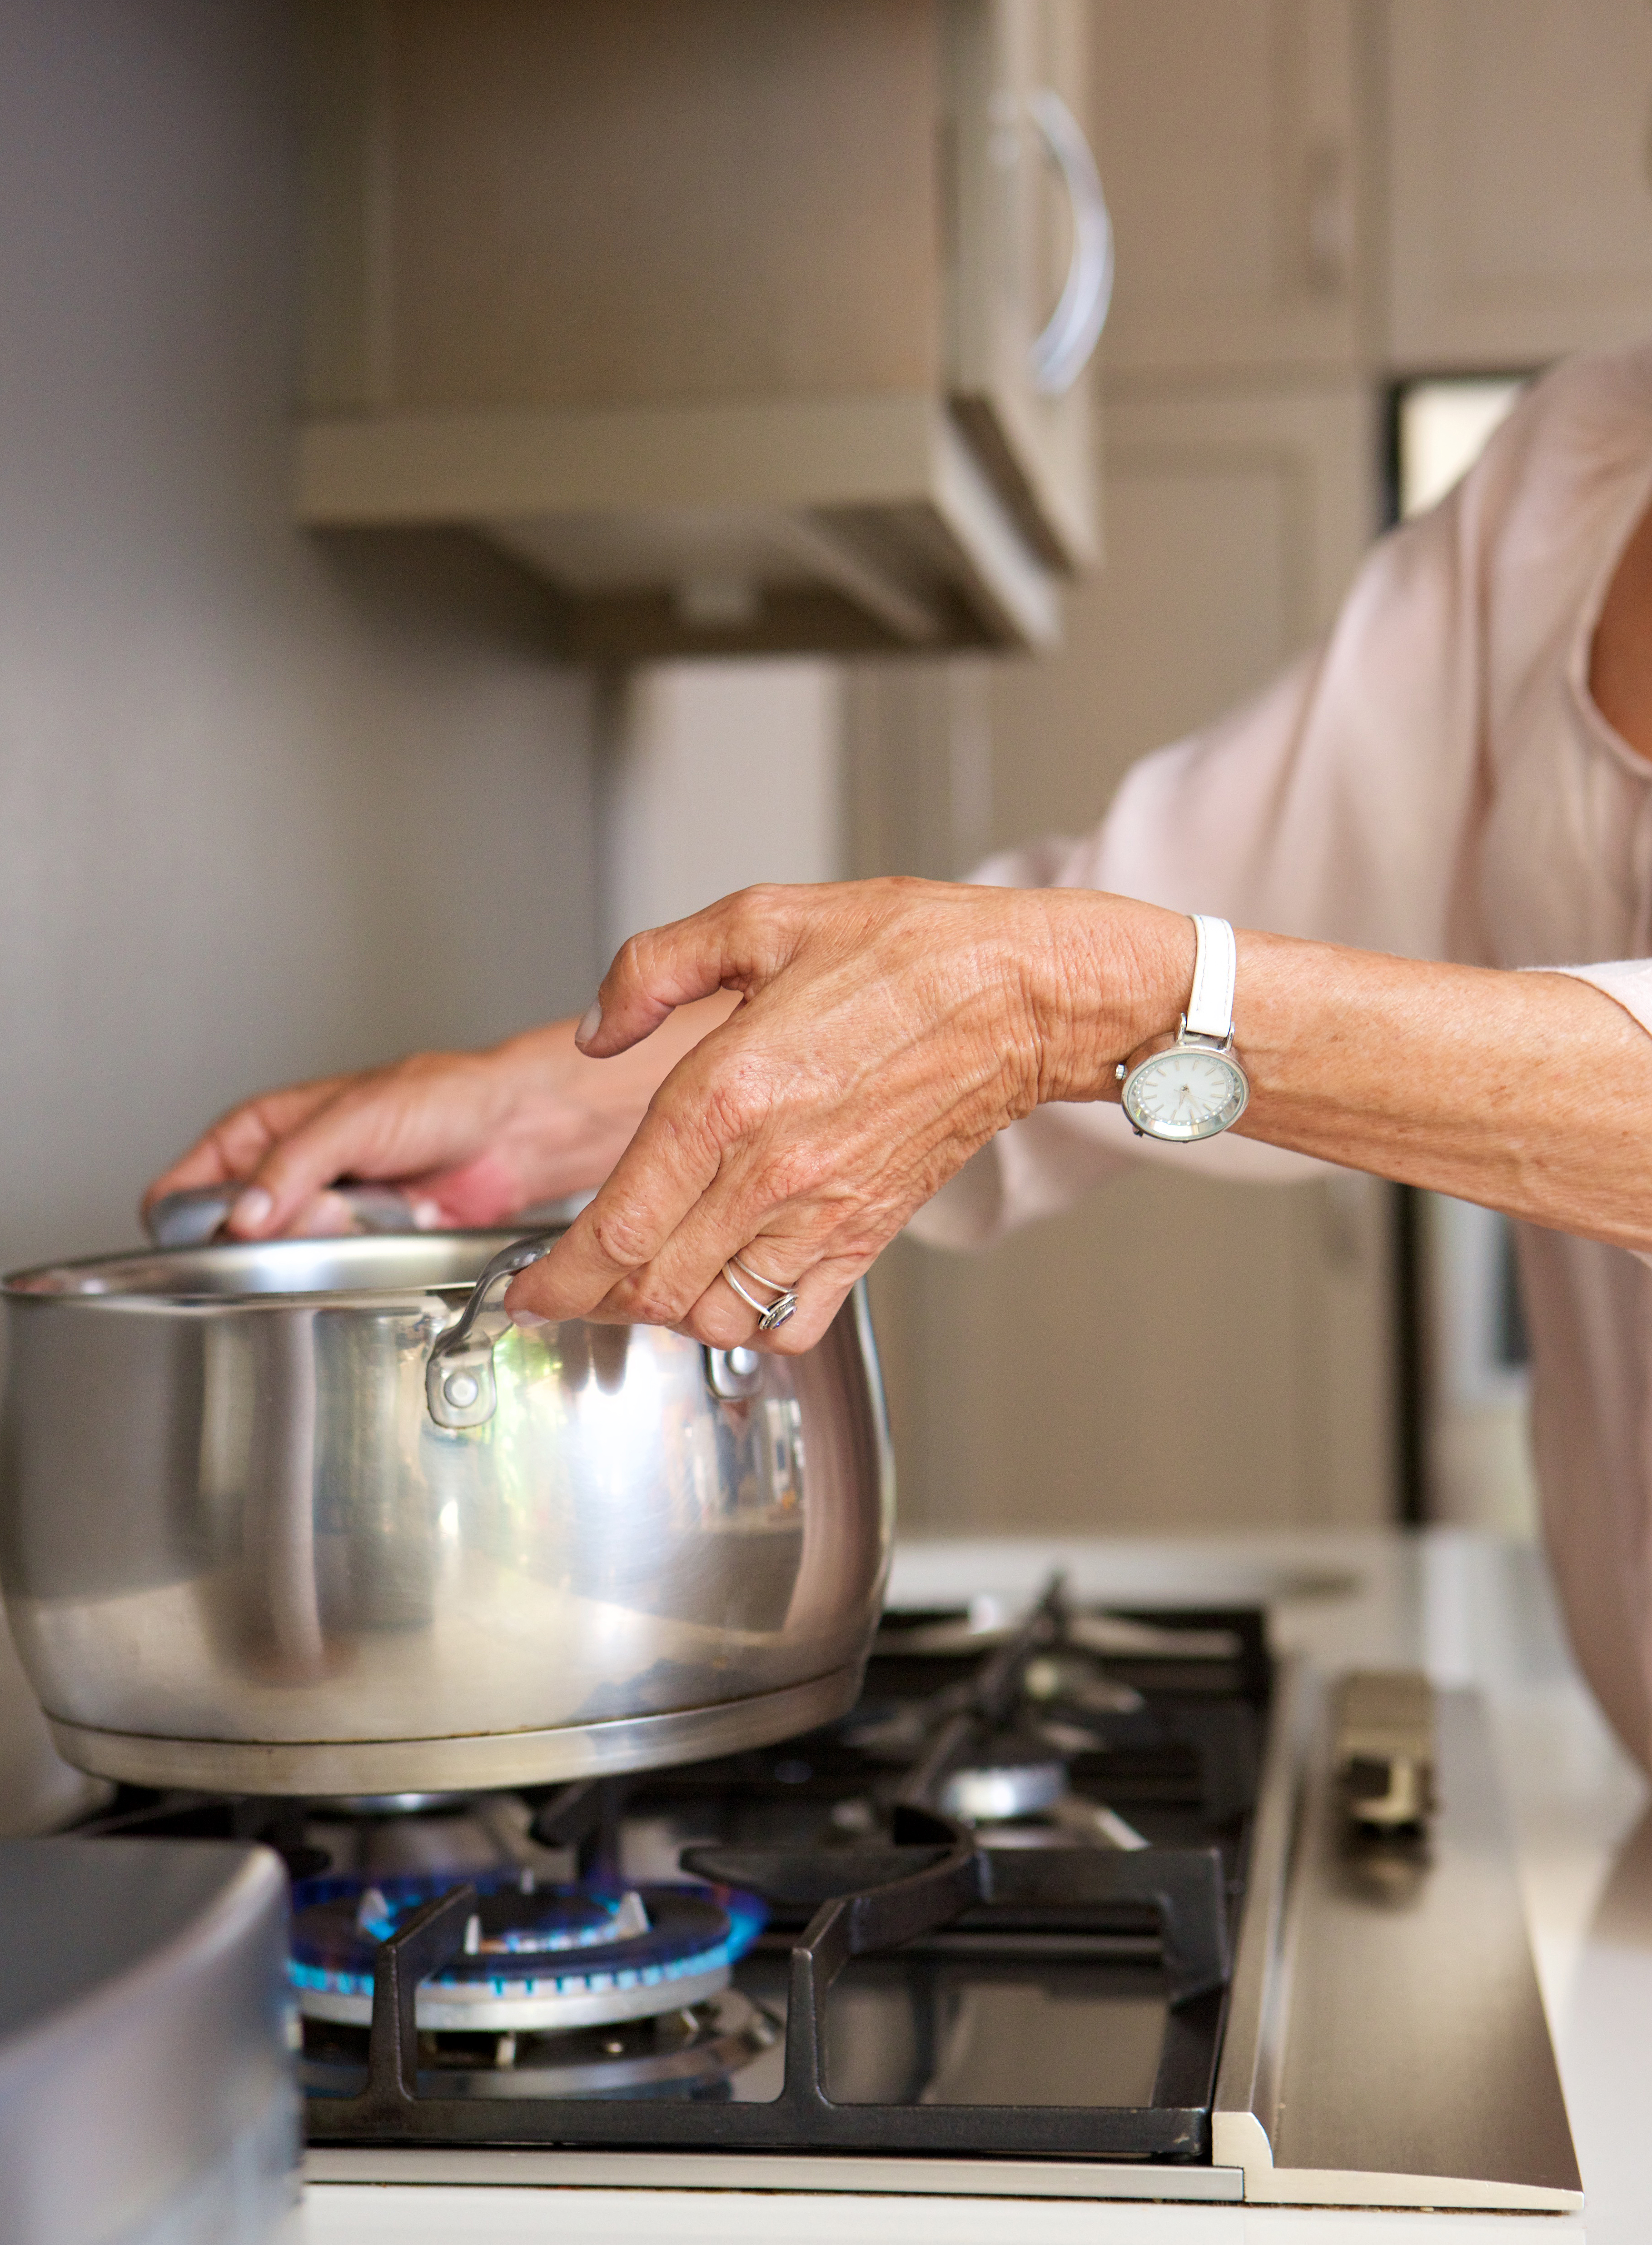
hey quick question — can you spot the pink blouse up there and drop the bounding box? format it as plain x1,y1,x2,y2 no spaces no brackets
909,343,1652,1767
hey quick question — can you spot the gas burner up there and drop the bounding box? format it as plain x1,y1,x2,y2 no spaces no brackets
301,1986,779,2102
937,1732,1067,1822
1022,1652,1145,1717
290,1872,766,2031
932,1732,1151,1850
878,1597,1241,1663
324,1792,468,1816
845,1578,1179,1850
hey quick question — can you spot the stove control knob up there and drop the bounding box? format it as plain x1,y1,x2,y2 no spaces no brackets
1334,1670,1436,1837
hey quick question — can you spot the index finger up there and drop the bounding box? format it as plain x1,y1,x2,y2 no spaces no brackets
141,1078,350,1215
504,1083,728,1319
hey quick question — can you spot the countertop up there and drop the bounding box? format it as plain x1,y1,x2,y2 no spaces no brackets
299,1528,1652,2245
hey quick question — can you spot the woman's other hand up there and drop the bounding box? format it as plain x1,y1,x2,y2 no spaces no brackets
140,995,739,1240
502,879,1187,1351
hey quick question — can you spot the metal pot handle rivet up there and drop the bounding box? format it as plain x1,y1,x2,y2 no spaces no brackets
705,1344,764,1401
426,1231,560,1429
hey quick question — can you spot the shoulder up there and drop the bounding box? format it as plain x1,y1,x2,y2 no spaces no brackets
1463,342,1652,559
1498,340,1652,455
1427,343,1652,712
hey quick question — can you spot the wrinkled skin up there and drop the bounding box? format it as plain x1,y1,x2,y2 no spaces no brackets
148,866,1652,1352
503,880,1185,1350
146,879,1187,1352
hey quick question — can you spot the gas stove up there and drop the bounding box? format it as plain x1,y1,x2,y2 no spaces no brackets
74,1576,1582,2211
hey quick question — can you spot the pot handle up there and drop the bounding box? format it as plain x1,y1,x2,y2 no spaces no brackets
705,1344,764,1401
145,1182,420,1250
426,1232,560,1430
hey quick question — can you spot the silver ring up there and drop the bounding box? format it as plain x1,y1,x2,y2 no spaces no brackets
721,1251,799,1333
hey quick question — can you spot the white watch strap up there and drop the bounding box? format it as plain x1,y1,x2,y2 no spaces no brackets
1186,914,1237,1041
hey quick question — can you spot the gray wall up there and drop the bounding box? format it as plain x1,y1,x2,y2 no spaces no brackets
601,661,843,958
0,0,597,1272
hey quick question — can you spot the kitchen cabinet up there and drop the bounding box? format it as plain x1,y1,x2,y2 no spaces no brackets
1385,0,1652,371
1093,0,1652,383
1091,0,1369,379
851,384,1393,1534
298,0,1105,658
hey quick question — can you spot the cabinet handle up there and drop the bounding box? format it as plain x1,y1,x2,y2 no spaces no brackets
1028,89,1114,398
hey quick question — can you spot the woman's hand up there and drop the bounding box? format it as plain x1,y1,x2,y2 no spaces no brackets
502,879,1189,1350
495,877,1652,1353
141,996,739,1240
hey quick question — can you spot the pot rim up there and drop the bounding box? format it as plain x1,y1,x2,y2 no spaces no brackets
1,1226,559,1311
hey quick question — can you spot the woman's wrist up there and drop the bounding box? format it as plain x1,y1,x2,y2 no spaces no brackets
1022,892,1198,1103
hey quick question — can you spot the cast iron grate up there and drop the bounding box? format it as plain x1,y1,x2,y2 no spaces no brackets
302,1799,1232,2159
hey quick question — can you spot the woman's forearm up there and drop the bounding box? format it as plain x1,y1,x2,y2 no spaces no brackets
1085,915,1652,1252
149,869,1652,1304
502,879,1652,1347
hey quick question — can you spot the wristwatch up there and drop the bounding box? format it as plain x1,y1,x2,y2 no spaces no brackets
1116,914,1249,1143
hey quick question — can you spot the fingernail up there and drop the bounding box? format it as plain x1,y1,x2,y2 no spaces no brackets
409,1197,443,1231
510,1308,551,1334
575,1001,602,1048
230,1186,273,1234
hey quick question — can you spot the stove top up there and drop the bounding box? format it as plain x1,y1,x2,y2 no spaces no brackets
83,1577,1256,2157
72,1573,1583,2210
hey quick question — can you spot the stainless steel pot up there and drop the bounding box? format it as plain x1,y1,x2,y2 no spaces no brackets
0,1232,893,1795
0,1616,107,1837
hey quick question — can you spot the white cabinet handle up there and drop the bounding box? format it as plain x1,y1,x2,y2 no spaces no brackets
1028,89,1114,398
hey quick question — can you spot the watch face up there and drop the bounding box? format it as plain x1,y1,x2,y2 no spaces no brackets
1123,1046,1248,1142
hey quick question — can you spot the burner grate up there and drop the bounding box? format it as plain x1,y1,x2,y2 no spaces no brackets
304,1800,1231,2159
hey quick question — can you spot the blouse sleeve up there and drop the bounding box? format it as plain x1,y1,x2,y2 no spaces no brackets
909,446,1493,1252
1552,959,1652,1034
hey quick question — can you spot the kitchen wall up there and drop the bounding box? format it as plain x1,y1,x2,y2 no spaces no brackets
0,0,597,1274
600,662,844,961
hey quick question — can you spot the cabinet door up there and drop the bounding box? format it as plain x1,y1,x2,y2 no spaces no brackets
1386,0,1652,369
947,0,1101,568
1091,0,1365,378
849,386,1393,1534
373,0,941,412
